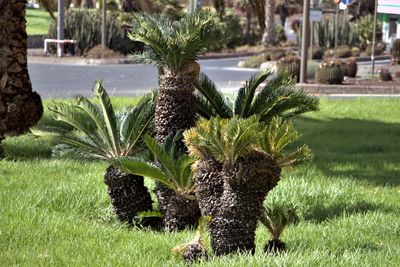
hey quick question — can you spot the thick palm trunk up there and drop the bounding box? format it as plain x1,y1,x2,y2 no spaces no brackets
0,0,43,158
209,151,281,255
194,158,224,216
155,73,200,231
104,166,153,223
262,0,276,46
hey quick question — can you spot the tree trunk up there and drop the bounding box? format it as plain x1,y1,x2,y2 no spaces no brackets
209,151,281,255
0,0,43,158
244,6,252,44
81,0,93,8
155,71,201,231
72,0,82,8
104,166,153,224
262,0,276,46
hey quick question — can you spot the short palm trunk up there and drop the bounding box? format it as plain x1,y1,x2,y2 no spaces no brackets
209,151,281,255
155,73,200,230
104,166,153,224
194,158,224,216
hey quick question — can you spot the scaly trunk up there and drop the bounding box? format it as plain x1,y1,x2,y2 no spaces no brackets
0,0,43,159
194,158,224,217
104,166,153,224
155,69,200,231
209,151,281,255
262,0,276,46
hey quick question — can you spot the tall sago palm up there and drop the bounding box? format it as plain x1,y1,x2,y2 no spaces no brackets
0,0,43,158
184,116,312,255
31,82,155,224
193,70,318,218
128,11,225,230
114,133,200,230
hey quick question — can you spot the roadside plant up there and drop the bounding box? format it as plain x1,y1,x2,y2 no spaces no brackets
184,116,312,255
31,81,155,223
128,11,225,230
114,133,200,230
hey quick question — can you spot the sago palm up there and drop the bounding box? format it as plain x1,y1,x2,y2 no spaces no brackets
193,70,317,218
128,11,225,230
184,116,312,255
114,133,200,231
261,204,298,253
31,81,155,223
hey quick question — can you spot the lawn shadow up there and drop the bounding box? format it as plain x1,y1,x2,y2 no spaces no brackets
303,200,395,223
295,116,400,187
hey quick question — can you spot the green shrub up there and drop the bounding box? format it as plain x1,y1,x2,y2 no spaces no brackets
270,50,286,61
315,60,344,84
48,10,142,55
276,24,287,44
241,54,265,68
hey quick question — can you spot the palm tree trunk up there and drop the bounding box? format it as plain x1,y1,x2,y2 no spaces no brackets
81,0,93,8
104,166,153,224
262,0,276,46
194,158,224,217
209,151,281,255
72,0,82,8
155,73,200,231
0,0,43,159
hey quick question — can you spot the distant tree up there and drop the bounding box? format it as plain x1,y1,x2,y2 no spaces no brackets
262,0,276,46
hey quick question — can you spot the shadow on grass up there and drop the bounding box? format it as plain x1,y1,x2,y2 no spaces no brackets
295,116,400,187
303,201,394,223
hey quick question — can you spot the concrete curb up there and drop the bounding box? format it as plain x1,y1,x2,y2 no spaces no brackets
296,83,400,95
28,55,133,65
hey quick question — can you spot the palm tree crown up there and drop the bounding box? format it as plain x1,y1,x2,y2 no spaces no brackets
195,70,319,122
31,81,155,160
128,11,226,76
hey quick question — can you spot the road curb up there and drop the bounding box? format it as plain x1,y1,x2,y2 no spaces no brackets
295,83,400,95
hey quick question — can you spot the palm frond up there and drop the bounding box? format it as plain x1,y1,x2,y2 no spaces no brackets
93,81,121,156
128,11,225,73
260,205,299,241
195,72,232,118
234,70,273,118
257,117,313,167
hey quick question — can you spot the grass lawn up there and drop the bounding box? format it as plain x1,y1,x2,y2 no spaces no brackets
1,97,400,266
26,8,54,35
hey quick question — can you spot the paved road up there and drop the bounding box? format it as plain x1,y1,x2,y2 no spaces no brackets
28,57,258,99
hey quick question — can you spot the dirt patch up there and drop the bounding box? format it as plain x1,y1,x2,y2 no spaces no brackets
84,45,124,59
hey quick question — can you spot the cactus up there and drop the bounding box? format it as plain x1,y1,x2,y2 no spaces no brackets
391,39,400,65
324,49,335,58
311,46,323,60
351,47,361,57
336,45,352,58
276,56,301,82
315,61,344,84
343,57,357,78
395,71,400,79
379,68,392,81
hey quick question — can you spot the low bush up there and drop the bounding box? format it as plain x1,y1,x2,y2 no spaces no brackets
241,54,265,68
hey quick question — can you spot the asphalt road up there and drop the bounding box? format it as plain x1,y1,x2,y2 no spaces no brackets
28,57,258,99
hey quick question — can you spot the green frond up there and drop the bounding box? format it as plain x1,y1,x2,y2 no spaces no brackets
260,205,299,241
184,116,260,163
277,145,313,168
93,81,120,156
234,70,273,118
195,72,232,118
128,11,225,73
114,157,174,189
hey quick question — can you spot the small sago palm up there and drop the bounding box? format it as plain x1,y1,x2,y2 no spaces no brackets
128,11,225,230
114,133,200,231
31,81,155,223
261,204,299,253
184,116,312,255
193,70,318,219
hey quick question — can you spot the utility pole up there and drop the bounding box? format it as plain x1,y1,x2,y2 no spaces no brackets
102,0,107,48
371,0,378,75
300,0,310,83
57,0,64,57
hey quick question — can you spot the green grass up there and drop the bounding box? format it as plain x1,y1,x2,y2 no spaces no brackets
1,97,400,266
26,8,54,35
